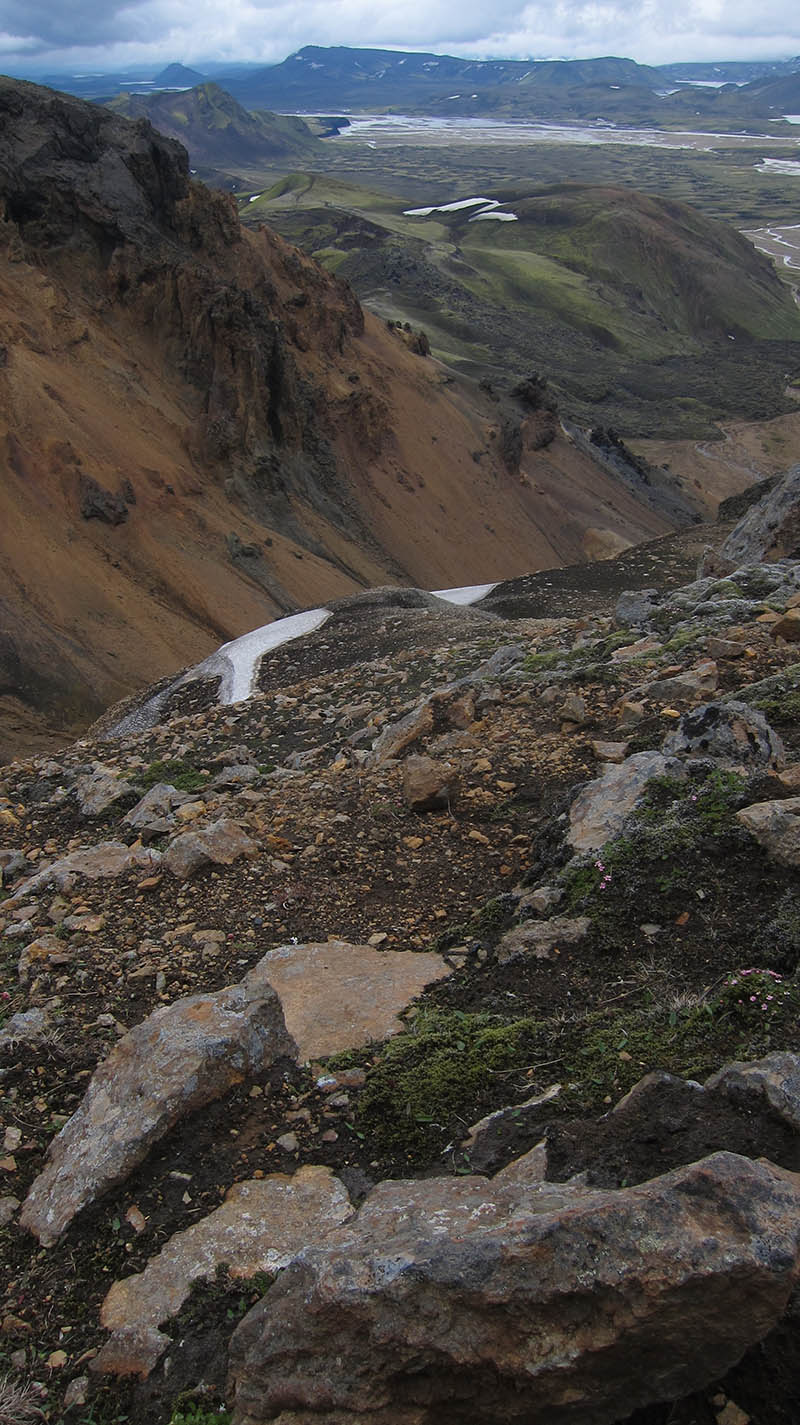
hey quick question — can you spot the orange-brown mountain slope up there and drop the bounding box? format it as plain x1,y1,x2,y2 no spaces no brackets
0,76,683,757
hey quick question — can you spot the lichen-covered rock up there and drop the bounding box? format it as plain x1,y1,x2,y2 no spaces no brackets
664,700,784,769
228,1151,800,1425
20,974,294,1245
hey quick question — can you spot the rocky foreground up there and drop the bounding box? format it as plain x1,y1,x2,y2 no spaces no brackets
2,474,800,1425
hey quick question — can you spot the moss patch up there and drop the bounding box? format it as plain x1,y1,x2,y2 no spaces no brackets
138,759,209,794
561,768,750,912
354,1007,549,1158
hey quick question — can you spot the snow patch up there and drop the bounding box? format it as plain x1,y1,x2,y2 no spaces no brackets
754,158,800,177
218,609,332,703
432,583,498,605
469,211,518,222
403,197,496,216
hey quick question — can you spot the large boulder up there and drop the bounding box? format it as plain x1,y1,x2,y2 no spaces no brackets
664,700,784,769
228,1151,800,1425
20,972,295,1245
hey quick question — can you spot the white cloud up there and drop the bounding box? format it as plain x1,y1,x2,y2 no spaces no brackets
0,0,797,73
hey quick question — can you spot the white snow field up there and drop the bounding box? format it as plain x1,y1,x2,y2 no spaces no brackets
108,583,500,736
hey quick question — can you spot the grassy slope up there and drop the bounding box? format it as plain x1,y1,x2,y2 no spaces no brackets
245,175,800,438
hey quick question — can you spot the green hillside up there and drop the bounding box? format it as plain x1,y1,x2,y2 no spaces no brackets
245,176,800,437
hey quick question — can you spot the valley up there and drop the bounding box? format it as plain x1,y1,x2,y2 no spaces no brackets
2,45,800,1425
237,124,800,440
0,77,694,762
2,62,800,755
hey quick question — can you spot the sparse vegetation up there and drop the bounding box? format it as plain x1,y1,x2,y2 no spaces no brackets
168,1403,230,1425
138,759,208,793
245,156,800,439
0,1377,44,1425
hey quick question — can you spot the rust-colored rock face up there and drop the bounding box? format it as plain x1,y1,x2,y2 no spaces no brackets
228,1152,800,1425
0,76,675,759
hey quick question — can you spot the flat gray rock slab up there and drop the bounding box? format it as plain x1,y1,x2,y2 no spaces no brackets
20,976,294,1246
255,940,453,1061
8,841,161,900
94,1165,352,1378
568,751,671,852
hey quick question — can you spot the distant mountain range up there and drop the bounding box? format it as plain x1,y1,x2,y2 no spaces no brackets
230,46,799,128
27,46,800,129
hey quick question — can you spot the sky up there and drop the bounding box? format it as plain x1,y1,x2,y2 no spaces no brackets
0,0,798,76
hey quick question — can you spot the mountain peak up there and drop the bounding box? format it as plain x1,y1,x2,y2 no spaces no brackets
152,61,207,86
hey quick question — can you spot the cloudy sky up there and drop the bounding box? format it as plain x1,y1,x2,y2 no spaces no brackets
1,0,798,75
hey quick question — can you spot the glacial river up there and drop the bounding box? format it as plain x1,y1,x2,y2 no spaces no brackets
331,112,800,154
